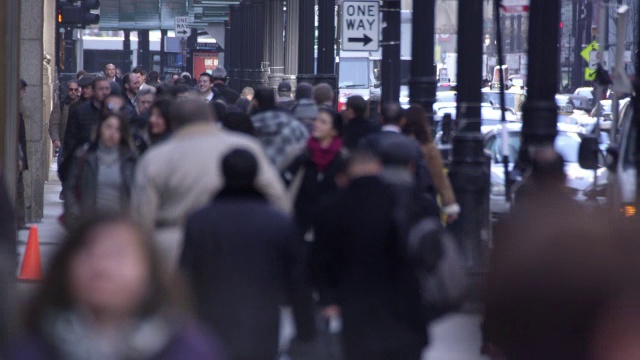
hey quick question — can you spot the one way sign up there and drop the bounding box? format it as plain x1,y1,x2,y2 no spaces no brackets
342,1,379,51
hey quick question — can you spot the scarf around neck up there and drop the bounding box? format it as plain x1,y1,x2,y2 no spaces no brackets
307,137,343,173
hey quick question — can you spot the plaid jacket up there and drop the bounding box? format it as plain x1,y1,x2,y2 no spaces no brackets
251,109,309,170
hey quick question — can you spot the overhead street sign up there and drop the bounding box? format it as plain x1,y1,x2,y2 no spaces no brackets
174,16,190,37
585,68,596,81
342,1,379,51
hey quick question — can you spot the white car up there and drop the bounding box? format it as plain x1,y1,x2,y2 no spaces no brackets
483,123,605,217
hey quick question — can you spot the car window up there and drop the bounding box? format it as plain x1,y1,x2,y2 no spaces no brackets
554,132,581,163
487,132,520,163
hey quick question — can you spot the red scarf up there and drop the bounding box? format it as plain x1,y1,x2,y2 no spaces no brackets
307,137,343,173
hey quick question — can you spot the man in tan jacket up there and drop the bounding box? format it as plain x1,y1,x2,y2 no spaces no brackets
131,95,289,269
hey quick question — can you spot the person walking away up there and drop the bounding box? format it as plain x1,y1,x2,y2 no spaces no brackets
402,104,460,223
181,149,315,360
5,215,227,360
130,95,288,270
211,66,240,105
250,87,309,170
312,83,334,107
311,150,428,360
341,95,379,150
63,112,137,229
360,102,437,209
284,106,346,241
276,82,296,112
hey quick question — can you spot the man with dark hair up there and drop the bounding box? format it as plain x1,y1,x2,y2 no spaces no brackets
342,95,379,150
147,70,161,88
210,66,240,105
295,82,313,101
250,87,309,170
276,81,296,112
131,94,288,269
62,77,111,165
198,72,215,103
122,72,141,106
182,148,315,360
49,79,80,154
312,148,428,359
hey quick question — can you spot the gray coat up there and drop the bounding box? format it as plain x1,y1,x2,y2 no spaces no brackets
63,145,137,227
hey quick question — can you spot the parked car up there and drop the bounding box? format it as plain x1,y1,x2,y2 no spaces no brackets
483,122,605,217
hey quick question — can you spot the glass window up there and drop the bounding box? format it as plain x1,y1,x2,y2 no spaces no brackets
338,58,369,89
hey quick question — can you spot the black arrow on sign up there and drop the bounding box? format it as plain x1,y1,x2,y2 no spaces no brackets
347,33,373,46
177,30,189,35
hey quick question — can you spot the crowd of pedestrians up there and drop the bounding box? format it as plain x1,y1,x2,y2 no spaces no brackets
9,63,640,360
3,64,467,359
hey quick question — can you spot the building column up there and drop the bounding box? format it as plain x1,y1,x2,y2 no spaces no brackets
297,0,315,84
381,0,400,103
284,0,299,78
20,0,46,221
138,30,150,71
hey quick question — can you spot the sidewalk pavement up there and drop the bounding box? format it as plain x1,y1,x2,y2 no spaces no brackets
17,161,66,276
18,161,488,360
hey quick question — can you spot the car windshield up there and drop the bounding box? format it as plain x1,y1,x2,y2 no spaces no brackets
487,131,581,163
436,92,456,102
481,92,517,109
339,58,369,89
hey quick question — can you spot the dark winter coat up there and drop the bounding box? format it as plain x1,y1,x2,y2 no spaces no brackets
181,189,316,360
62,101,102,161
62,145,137,227
213,83,240,105
4,322,227,360
311,176,428,357
284,149,346,237
342,116,379,150
361,129,435,196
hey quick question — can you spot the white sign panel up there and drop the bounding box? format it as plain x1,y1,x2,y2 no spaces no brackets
342,1,379,51
502,0,529,14
174,16,190,37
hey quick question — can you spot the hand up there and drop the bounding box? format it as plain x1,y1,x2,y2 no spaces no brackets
321,305,341,318
445,213,459,224
53,140,61,149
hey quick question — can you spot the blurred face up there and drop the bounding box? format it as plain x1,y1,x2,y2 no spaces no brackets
172,74,179,84
149,107,167,135
99,115,122,147
198,75,213,94
104,96,125,113
105,64,116,79
69,223,150,318
312,111,337,141
68,83,80,100
19,86,26,98
82,85,93,100
127,74,141,95
136,94,154,114
93,80,111,103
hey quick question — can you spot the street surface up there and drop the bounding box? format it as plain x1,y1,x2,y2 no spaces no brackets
16,160,488,360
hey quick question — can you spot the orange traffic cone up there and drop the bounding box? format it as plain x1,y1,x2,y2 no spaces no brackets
18,226,42,281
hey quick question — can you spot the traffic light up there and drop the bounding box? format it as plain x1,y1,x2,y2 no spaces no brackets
56,0,100,27
81,0,100,26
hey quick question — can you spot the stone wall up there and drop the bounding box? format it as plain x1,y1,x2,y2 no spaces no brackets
20,0,49,221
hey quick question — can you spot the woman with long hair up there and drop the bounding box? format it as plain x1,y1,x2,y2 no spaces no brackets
63,112,137,228
148,97,174,146
285,106,346,239
6,215,226,359
402,105,460,223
